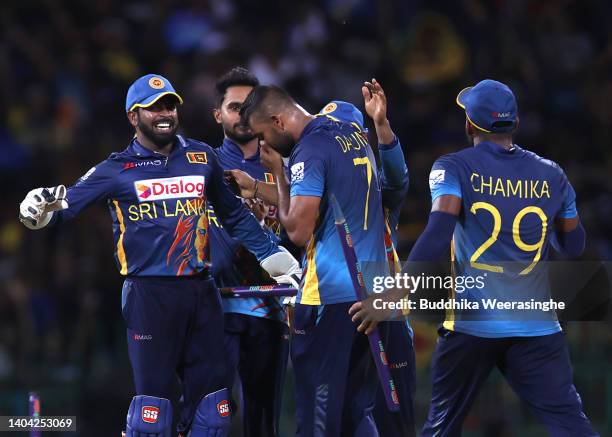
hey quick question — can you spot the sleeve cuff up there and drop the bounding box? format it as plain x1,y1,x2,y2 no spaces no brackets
431,190,462,202
290,190,323,198
378,135,399,151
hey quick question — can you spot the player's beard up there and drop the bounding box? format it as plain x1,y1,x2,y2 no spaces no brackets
224,122,255,144
138,117,178,147
270,130,295,157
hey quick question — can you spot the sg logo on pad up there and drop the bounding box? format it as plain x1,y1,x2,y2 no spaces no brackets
142,406,160,423
217,400,230,417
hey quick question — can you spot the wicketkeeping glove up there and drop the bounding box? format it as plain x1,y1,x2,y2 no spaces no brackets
260,246,302,290
19,186,68,230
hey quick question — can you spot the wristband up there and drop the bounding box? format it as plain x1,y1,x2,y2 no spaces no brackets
253,179,259,199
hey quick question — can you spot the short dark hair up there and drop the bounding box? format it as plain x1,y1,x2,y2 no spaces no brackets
214,67,259,108
239,85,294,126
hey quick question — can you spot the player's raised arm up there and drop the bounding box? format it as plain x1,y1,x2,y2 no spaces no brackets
363,78,409,206
19,162,115,230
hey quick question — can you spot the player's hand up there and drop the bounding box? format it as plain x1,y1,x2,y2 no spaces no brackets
349,291,404,335
349,299,381,335
244,198,267,221
225,169,257,199
260,143,284,176
362,78,388,127
19,186,68,230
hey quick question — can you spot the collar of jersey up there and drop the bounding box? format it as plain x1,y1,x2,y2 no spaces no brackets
476,141,521,155
298,115,325,143
220,138,260,162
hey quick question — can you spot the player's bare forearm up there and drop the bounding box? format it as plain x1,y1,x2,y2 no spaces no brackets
374,118,395,145
554,215,579,232
275,171,319,247
255,181,279,205
274,167,290,224
432,194,462,215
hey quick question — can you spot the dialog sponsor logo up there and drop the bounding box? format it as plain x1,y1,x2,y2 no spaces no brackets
134,176,205,202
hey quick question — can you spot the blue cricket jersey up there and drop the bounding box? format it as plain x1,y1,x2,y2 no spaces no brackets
54,136,280,277
429,141,578,337
290,116,388,305
209,138,284,321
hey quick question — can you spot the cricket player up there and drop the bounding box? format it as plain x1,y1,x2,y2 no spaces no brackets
18,74,301,437
351,79,597,436
239,85,389,436
318,88,416,436
209,67,298,436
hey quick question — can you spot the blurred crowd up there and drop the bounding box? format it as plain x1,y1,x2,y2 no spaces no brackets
2,0,612,435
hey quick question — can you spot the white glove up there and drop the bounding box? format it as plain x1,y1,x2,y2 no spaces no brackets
282,295,297,307
19,186,68,230
260,246,302,290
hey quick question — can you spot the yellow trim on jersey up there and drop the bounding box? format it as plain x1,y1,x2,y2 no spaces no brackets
113,200,128,275
128,92,184,112
299,238,321,305
442,238,456,331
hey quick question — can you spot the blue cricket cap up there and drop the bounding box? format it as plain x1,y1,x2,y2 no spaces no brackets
318,100,367,132
456,79,517,133
125,74,184,113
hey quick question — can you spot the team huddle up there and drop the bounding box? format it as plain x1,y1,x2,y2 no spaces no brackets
18,68,598,436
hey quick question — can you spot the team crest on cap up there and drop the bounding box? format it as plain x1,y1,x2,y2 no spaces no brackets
148,77,165,89
322,102,337,114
